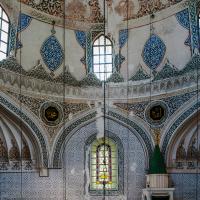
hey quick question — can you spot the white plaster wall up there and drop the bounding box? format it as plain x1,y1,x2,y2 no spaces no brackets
16,10,191,81
156,15,191,71
121,14,191,79
120,24,151,79
17,18,55,71
65,30,86,80
17,18,86,80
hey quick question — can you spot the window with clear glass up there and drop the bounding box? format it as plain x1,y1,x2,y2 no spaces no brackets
93,35,113,81
0,5,9,61
90,138,118,191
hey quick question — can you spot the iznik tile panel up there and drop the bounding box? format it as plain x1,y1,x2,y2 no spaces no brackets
17,13,32,32
143,34,166,70
176,9,191,47
119,29,128,49
40,35,64,71
75,31,86,49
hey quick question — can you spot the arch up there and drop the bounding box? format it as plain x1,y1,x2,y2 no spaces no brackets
85,133,124,195
165,112,200,168
52,108,153,168
0,92,49,167
161,97,200,160
61,117,147,199
0,113,35,169
0,4,10,60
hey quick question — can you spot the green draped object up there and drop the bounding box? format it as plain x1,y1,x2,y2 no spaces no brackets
149,145,167,174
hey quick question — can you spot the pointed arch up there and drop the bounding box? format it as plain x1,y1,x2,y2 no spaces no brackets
51,108,153,168
161,97,200,162
0,3,10,60
92,34,113,80
0,92,49,168
85,133,124,195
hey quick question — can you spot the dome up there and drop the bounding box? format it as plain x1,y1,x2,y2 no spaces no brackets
15,0,183,30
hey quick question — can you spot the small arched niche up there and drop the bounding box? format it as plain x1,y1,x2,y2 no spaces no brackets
0,104,43,171
62,118,147,199
166,112,200,172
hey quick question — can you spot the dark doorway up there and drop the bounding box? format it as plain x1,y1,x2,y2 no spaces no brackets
152,196,169,200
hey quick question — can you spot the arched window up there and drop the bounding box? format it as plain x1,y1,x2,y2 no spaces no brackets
93,35,113,81
90,137,118,191
0,5,9,61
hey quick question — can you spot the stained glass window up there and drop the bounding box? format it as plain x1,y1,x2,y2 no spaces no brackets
93,35,113,81
0,5,9,61
90,138,118,191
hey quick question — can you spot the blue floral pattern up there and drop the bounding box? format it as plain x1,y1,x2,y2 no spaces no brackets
17,13,32,32
176,9,190,30
16,38,23,49
119,29,128,48
40,35,64,71
153,62,179,81
188,1,199,51
8,24,17,52
176,9,191,47
75,31,86,49
184,34,191,46
129,68,150,81
114,54,125,70
16,13,32,50
143,34,166,70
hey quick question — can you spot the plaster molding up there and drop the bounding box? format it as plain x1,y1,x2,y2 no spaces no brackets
0,66,198,101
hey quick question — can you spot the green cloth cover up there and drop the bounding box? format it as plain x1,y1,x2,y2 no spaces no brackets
149,145,167,174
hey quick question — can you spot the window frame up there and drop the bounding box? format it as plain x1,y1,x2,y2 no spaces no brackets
0,4,10,61
85,135,124,196
92,34,113,81
96,144,112,185
90,139,118,191
197,3,200,45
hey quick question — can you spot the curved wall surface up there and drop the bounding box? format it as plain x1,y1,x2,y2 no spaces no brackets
0,0,200,199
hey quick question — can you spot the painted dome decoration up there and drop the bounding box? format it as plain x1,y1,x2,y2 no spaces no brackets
18,0,183,28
